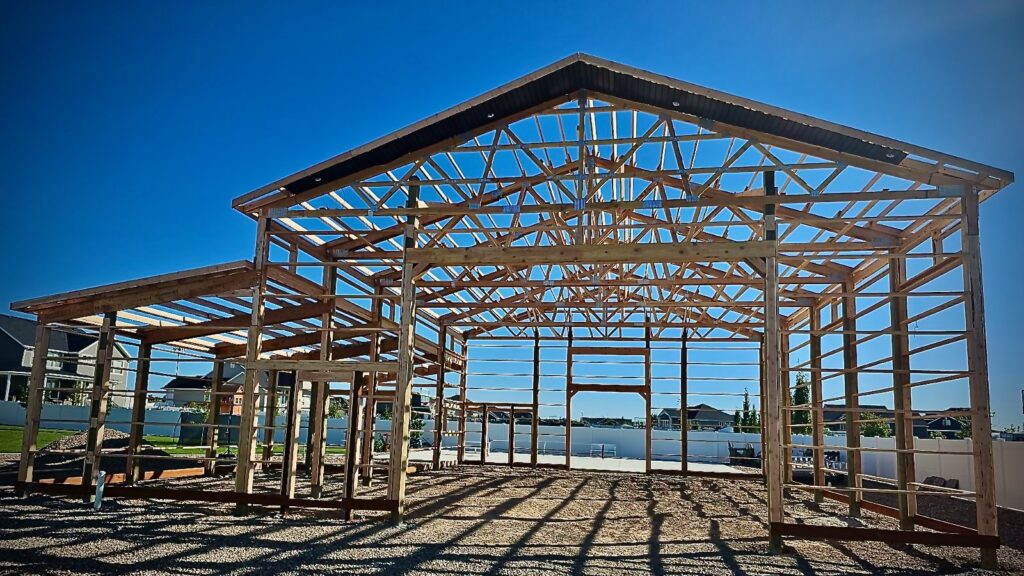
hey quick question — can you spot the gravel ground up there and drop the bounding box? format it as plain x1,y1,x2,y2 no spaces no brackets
1,466,1021,575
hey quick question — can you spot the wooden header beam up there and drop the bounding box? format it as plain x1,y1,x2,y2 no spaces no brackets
406,241,774,267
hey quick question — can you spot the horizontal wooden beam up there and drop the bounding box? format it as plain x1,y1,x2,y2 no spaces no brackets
568,346,649,356
140,302,331,345
406,241,774,266
247,359,397,372
770,522,998,549
213,326,378,359
569,383,649,395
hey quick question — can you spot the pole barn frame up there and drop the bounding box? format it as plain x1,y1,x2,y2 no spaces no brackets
10,54,1012,567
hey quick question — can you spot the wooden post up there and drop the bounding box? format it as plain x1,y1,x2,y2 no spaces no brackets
126,342,152,483
809,304,826,503
565,330,573,469
758,337,768,479
234,213,270,510
203,360,225,477
644,317,652,474
360,284,383,485
889,254,916,530
456,340,469,465
508,406,515,467
961,186,999,569
781,319,793,483
531,332,540,467
261,369,280,469
280,374,302,510
432,324,447,469
16,324,51,495
310,265,337,498
480,404,489,465
680,329,688,474
387,178,420,523
763,171,785,552
344,372,364,520
842,280,862,517
82,312,116,501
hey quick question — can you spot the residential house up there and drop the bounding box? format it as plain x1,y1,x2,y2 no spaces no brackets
655,404,733,431
162,364,306,415
0,313,130,407
580,416,634,428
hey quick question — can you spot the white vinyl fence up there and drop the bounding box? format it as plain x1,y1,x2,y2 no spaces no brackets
3,400,1022,510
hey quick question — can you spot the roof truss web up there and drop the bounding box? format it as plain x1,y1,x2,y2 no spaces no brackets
254,88,1005,340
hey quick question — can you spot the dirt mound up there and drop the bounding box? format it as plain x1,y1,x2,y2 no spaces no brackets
42,428,131,452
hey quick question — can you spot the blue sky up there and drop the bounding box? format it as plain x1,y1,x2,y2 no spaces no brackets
1,2,1022,427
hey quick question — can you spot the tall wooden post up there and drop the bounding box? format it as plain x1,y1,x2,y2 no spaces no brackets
82,312,116,501
280,375,302,510
763,171,785,552
680,329,688,474
531,332,540,467
234,213,270,510
432,324,447,469
16,324,51,495
842,280,862,517
360,284,383,485
203,360,225,477
310,265,337,498
126,342,152,483
456,340,469,465
758,337,768,478
565,330,573,469
480,404,489,465
781,319,793,483
344,372,364,520
961,186,999,569
809,304,826,502
261,370,280,469
508,406,515,467
889,254,917,530
644,317,652,474
386,179,420,524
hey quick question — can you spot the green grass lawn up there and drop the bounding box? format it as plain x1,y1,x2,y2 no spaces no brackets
0,425,346,456
0,425,77,453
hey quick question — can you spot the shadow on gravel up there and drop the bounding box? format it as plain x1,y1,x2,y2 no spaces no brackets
0,467,1017,575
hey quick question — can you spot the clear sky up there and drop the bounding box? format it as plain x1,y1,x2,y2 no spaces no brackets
1,2,1022,427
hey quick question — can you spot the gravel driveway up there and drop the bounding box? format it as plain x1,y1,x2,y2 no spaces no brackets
1,466,1021,574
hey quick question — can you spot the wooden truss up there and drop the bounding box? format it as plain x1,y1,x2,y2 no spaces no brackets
12,54,1013,568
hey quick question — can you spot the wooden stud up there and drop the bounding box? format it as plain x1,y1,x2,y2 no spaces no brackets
280,373,302,510
344,372,365,520
842,280,862,518
82,312,116,502
309,265,338,498
16,324,51,495
961,186,999,569
456,340,469,465
126,342,152,484
432,324,447,469
360,284,384,486
889,254,916,530
644,318,653,474
386,178,421,524
763,171,785,552
565,330,573,469
781,319,793,483
480,404,489,465
680,329,688,474
809,305,826,503
531,332,540,468
233,213,270,510
261,370,279,470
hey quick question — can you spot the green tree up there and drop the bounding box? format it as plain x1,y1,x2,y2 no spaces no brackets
790,372,811,435
860,412,891,438
732,410,740,427
956,416,972,439
740,388,753,432
328,397,348,419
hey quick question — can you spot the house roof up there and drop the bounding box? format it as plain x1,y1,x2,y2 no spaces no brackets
0,313,78,352
659,404,732,421
236,53,1012,211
